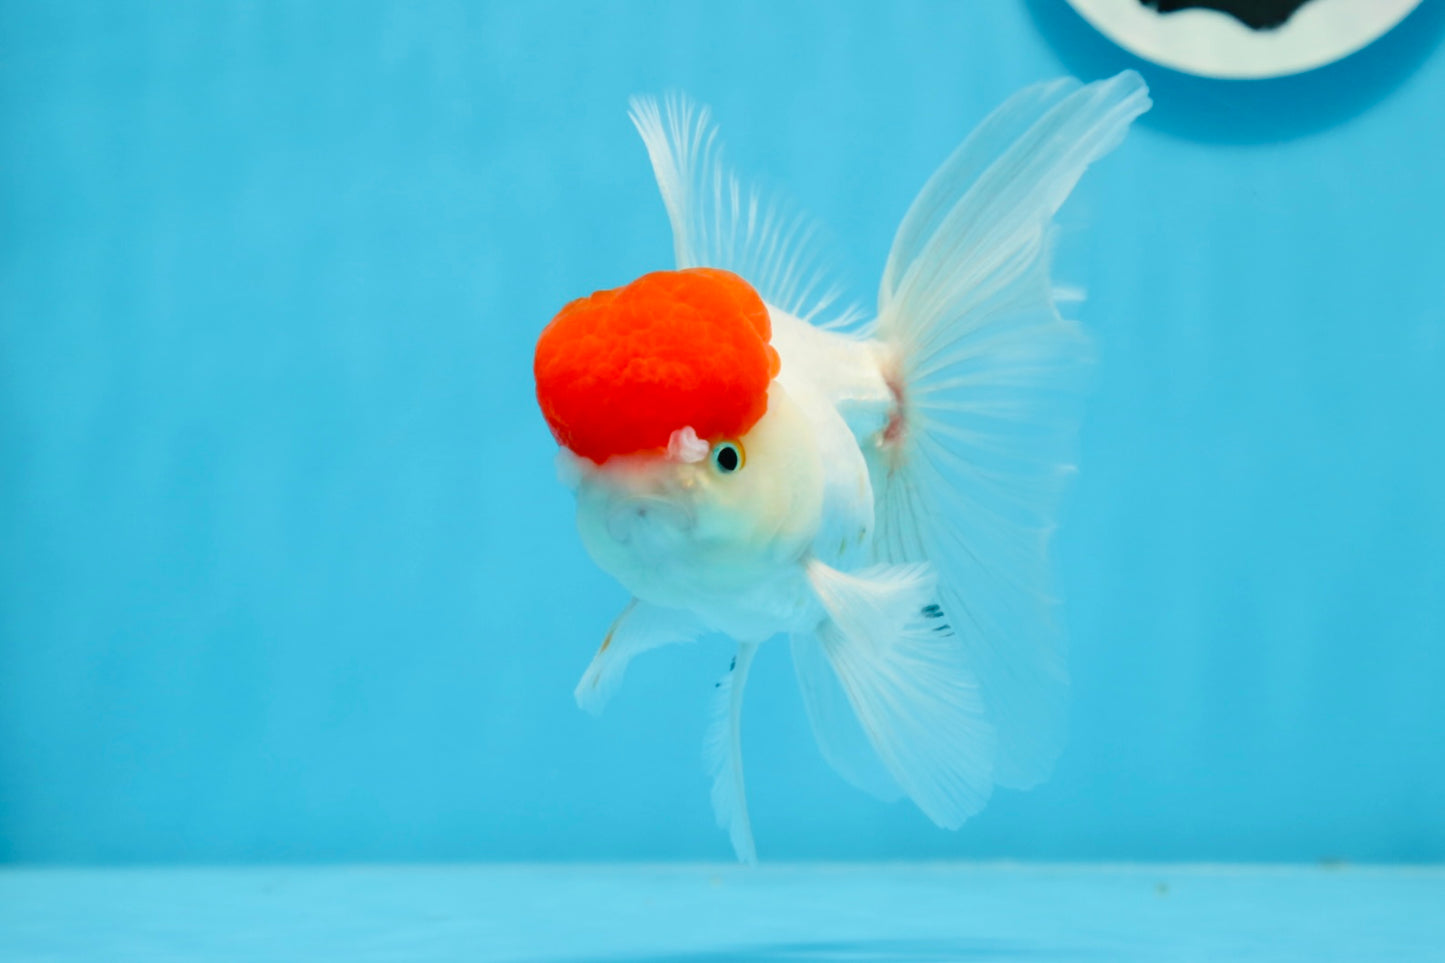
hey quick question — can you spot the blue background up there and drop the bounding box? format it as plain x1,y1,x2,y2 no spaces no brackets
1,1,1441,865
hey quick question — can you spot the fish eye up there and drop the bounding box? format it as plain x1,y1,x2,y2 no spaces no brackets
711,440,744,474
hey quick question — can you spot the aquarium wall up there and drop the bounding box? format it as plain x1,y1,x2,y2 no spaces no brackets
1,0,1442,864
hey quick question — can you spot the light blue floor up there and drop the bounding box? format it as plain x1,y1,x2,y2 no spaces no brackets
2,863,1441,961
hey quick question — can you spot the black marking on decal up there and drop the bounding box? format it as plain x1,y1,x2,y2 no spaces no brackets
1140,0,1316,31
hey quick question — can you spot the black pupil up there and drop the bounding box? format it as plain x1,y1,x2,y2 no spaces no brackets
715,445,740,472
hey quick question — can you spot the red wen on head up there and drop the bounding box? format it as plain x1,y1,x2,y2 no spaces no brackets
534,268,781,464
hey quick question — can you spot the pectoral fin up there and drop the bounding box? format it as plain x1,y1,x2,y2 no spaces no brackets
805,559,997,829
791,629,903,802
574,599,705,715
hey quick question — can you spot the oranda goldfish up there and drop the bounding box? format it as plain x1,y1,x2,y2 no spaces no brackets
533,72,1150,862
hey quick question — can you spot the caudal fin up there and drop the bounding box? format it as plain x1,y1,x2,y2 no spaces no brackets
872,72,1150,789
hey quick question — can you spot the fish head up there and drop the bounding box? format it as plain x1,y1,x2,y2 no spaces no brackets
562,385,823,608
535,269,823,610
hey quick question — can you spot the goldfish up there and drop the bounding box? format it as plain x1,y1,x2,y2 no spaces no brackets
533,72,1150,862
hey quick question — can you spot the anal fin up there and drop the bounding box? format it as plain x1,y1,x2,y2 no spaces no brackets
705,643,759,864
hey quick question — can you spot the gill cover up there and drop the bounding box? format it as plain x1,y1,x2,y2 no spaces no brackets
534,268,781,464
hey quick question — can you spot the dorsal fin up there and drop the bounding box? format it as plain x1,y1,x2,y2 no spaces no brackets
629,93,862,329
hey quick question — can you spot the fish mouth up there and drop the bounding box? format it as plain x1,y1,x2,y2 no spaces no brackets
604,494,696,545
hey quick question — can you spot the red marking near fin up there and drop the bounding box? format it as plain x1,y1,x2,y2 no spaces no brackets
534,269,780,464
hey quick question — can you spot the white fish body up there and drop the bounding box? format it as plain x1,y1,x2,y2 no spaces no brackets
558,73,1151,862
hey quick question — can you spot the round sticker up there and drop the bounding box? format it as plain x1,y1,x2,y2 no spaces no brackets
1064,0,1425,79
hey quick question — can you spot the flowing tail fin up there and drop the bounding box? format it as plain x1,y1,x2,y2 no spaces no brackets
872,72,1150,789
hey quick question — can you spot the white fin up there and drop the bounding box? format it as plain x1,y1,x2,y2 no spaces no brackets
873,71,1150,789
704,643,759,863
574,599,705,715
790,630,902,802
629,93,862,328
805,560,996,829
